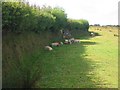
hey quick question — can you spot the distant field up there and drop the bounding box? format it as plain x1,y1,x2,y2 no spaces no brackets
36,26,118,88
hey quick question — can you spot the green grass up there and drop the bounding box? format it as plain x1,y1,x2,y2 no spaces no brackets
35,27,118,88
3,27,118,88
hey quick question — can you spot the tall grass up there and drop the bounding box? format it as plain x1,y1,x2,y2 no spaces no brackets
2,31,61,88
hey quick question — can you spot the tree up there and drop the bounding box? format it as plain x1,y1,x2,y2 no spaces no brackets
51,7,67,32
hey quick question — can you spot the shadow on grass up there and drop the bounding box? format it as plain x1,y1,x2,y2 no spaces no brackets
35,42,103,88
81,41,98,45
89,31,102,36
71,30,102,40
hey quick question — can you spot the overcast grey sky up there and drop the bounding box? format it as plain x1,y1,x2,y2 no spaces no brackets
28,0,119,25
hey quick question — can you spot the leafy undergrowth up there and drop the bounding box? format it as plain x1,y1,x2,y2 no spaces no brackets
35,27,118,88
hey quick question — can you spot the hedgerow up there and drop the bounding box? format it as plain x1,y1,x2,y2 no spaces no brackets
2,1,89,33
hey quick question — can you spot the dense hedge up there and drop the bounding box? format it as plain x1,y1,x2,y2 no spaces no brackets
2,2,89,33
66,19,89,31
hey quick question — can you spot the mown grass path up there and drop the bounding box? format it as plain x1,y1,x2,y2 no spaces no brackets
36,28,118,88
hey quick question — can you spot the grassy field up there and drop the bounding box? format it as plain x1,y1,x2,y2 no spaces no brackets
2,26,118,88
35,26,118,88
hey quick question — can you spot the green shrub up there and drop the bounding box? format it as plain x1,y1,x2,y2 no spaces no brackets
66,19,89,31
50,7,67,32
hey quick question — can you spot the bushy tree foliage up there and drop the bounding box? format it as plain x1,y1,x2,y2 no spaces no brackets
2,2,23,32
67,19,89,31
50,7,67,32
2,2,89,33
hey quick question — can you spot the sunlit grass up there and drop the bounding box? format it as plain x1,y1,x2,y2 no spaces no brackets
36,27,118,88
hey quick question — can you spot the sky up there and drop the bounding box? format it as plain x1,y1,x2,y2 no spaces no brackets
28,0,119,25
